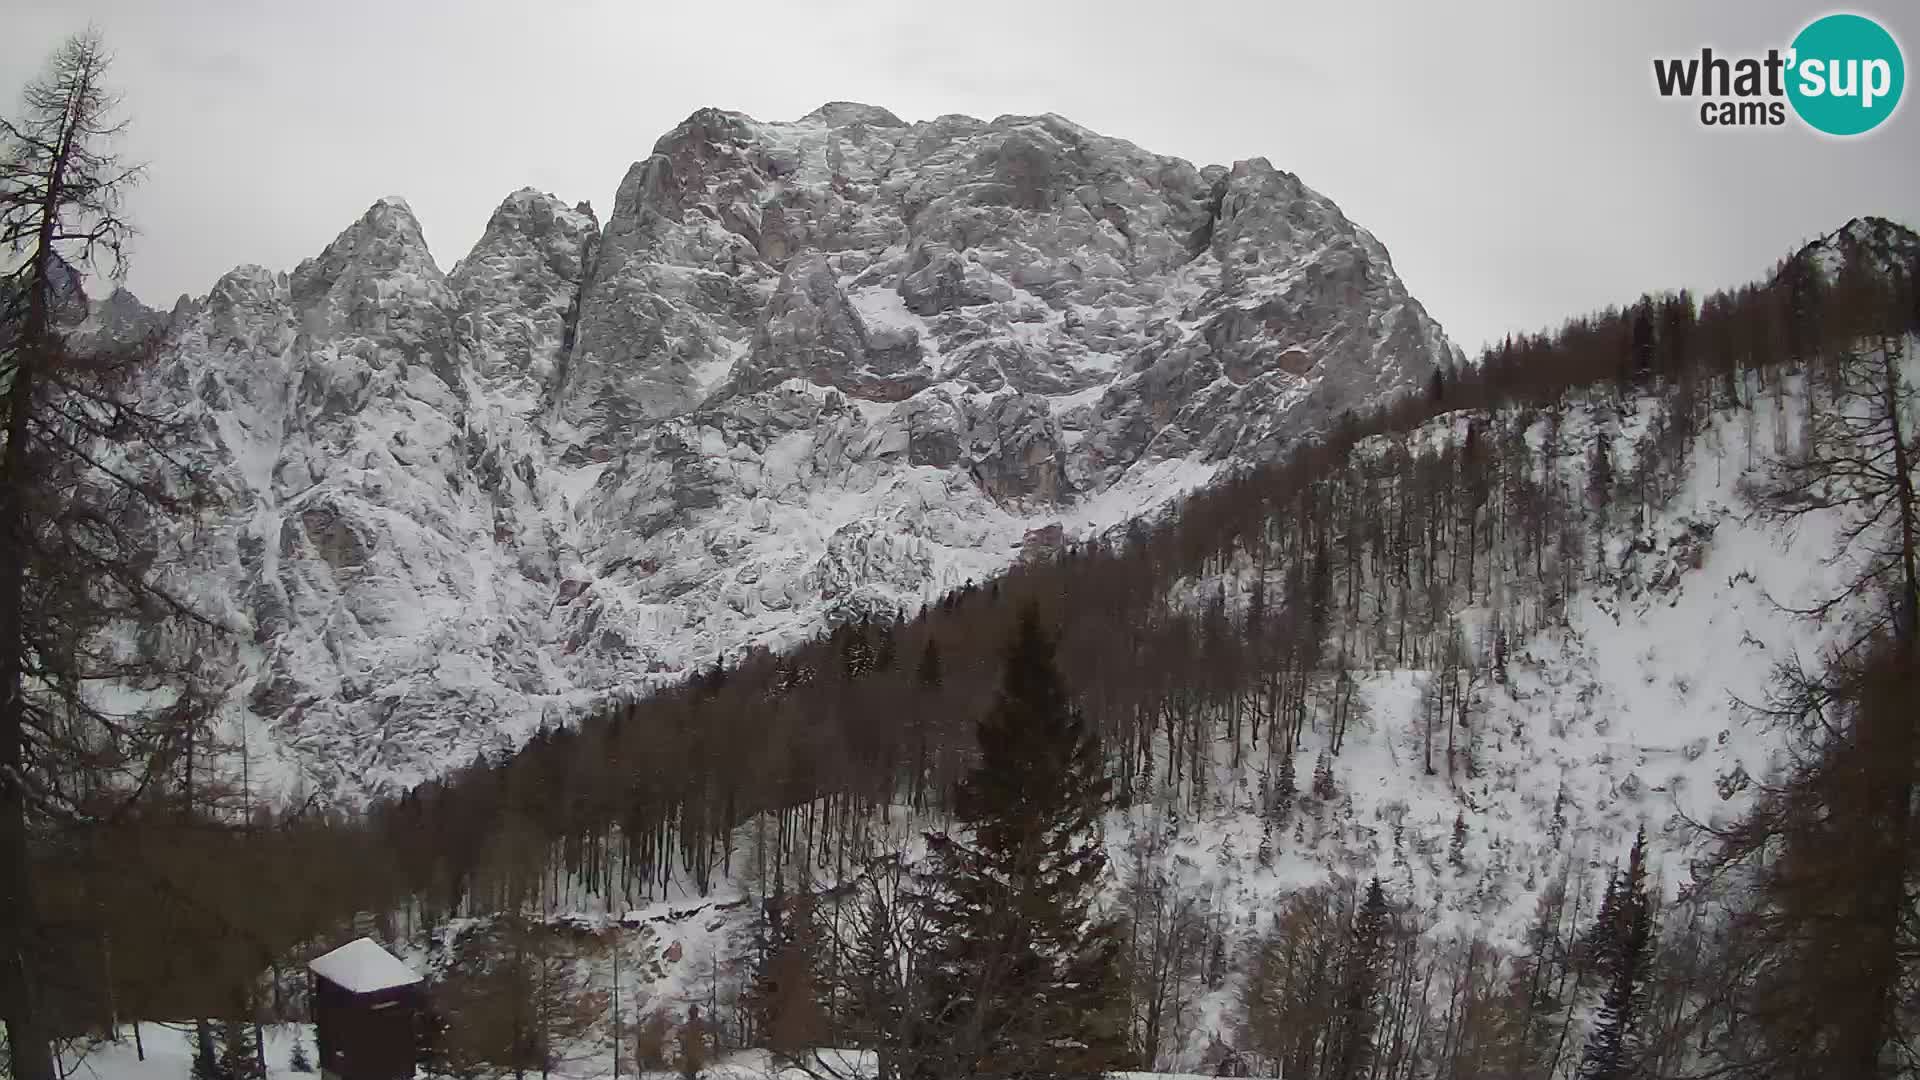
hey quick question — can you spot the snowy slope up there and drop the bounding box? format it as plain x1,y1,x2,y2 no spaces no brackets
1115,368,1888,1064
60,1024,318,1080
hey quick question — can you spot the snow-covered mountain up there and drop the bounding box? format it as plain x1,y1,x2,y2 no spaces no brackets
96,104,1455,801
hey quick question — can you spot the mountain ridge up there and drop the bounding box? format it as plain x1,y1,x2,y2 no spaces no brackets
83,102,1461,800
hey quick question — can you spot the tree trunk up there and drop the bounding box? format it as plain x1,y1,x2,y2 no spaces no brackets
0,183,59,1080
1882,340,1918,642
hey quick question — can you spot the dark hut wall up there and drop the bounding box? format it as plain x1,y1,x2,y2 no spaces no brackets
312,976,422,1080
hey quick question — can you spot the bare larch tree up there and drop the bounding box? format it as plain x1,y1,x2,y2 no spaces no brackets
3,30,226,1079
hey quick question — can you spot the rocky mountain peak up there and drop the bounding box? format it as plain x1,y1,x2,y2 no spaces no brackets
71,284,164,350
290,197,443,307
800,101,908,128
114,105,1456,802
1797,214,1920,285
451,188,600,406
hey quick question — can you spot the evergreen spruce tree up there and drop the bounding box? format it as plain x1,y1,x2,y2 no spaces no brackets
747,881,787,1045
839,618,877,680
1630,299,1658,388
1580,867,1625,971
192,1020,225,1080
219,1018,264,1080
773,657,802,695
1449,811,1469,870
874,617,898,673
1206,925,1228,991
289,1037,313,1073
1274,750,1296,827
916,638,943,689
1312,751,1336,802
909,636,942,809
1548,783,1569,850
1578,830,1655,1080
1590,437,1616,532
1329,879,1390,1080
915,603,1126,1080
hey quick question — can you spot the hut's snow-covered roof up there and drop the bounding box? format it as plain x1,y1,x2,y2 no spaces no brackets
308,937,422,994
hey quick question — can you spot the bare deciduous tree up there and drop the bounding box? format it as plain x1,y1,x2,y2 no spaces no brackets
1117,815,1210,1069
1744,268,1918,643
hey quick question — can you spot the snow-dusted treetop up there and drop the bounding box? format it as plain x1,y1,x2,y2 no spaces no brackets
308,937,422,994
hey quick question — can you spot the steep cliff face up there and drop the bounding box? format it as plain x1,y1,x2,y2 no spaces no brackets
137,198,592,793
115,104,1455,801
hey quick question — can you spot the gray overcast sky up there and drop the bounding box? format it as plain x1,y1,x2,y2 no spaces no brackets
4,0,1917,354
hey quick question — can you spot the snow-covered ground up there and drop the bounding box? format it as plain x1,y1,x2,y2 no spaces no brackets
61,1024,316,1080
67,1023,1242,1080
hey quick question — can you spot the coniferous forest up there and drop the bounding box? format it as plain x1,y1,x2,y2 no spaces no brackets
7,28,1920,1080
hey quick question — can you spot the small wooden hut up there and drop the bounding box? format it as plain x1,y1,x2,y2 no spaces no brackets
308,937,424,1080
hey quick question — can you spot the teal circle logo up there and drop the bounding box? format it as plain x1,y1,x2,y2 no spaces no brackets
1787,13,1904,135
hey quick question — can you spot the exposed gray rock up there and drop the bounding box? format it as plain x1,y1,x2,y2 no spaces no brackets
72,286,166,351
451,188,599,409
